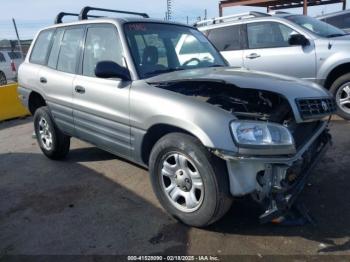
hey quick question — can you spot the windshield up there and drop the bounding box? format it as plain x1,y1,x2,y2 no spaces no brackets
286,15,346,37
124,23,227,79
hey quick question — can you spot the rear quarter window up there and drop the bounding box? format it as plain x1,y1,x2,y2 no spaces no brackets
30,29,54,65
47,29,64,69
207,25,242,51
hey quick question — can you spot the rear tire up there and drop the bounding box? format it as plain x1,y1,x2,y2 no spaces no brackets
330,73,350,120
149,133,232,227
0,71,7,86
34,106,70,160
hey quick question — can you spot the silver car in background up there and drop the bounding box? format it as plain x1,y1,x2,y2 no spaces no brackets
0,50,23,85
18,6,335,227
197,12,350,119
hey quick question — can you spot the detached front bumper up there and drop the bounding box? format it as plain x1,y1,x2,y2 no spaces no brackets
213,121,331,223
259,129,331,223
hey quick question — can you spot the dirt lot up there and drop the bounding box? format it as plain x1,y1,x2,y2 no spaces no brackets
0,117,350,256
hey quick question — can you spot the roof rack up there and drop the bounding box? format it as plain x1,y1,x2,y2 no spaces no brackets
79,6,149,20
54,12,101,24
194,11,270,27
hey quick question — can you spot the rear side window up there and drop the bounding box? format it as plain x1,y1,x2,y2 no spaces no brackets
207,25,242,51
82,25,124,77
57,27,84,74
0,52,5,62
30,29,54,65
48,29,64,69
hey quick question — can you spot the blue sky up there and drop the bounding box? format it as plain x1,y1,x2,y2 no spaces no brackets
0,0,348,39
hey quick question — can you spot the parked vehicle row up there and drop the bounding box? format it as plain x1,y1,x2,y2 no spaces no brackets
18,7,335,227
195,12,350,119
0,50,23,85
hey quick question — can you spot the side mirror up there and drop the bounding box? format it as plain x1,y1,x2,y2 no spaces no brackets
288,34,309,46
95,61,131,81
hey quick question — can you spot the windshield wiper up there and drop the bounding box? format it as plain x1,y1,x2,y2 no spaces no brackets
326,33,345,38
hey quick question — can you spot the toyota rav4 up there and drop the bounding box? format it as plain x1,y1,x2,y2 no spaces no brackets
18,6,335,227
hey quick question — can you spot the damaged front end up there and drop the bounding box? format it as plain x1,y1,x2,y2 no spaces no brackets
220,121,331,224
150,79,335,224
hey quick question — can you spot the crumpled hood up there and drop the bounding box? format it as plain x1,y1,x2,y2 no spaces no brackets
146,67,332,123
146,67,330,99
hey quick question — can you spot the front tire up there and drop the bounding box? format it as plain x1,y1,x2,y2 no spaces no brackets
330,73,350,120
34,106,70,160
149,133,232,227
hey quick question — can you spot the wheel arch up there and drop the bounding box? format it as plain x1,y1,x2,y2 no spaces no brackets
324,62,350,89
28,91,46,115
0,70,6,80
140,123,204,166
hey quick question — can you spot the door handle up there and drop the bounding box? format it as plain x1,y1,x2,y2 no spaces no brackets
246,53,261,59
40,77,47,84
75,85,85,94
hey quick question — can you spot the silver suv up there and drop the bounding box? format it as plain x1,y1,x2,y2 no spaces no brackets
196,12,350,119
18,6,335,227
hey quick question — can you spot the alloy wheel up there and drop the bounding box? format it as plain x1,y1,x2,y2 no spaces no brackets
336,83,350,114
38,117,53,151
160,152,204,213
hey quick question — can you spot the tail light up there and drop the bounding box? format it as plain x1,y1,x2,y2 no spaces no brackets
11,60,16,72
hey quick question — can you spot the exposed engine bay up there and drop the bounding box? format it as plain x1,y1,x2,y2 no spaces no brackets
152,80,293,124
151,80,324,150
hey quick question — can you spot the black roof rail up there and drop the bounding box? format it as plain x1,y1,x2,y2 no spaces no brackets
55,12,101,24
79,6,149,20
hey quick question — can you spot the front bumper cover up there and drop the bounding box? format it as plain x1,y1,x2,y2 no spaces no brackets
259,129,331,223
213,121,332,223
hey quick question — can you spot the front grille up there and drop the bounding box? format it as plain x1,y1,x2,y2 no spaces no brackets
296,97,336,119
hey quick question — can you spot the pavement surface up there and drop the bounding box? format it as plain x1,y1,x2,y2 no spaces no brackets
0,117,350,256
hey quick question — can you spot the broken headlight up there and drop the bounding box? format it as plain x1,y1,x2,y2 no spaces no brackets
230,121,294,147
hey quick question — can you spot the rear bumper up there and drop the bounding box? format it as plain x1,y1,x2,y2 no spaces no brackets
17,85,31,109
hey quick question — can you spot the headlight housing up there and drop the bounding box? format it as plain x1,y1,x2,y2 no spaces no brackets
230,121,294,147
